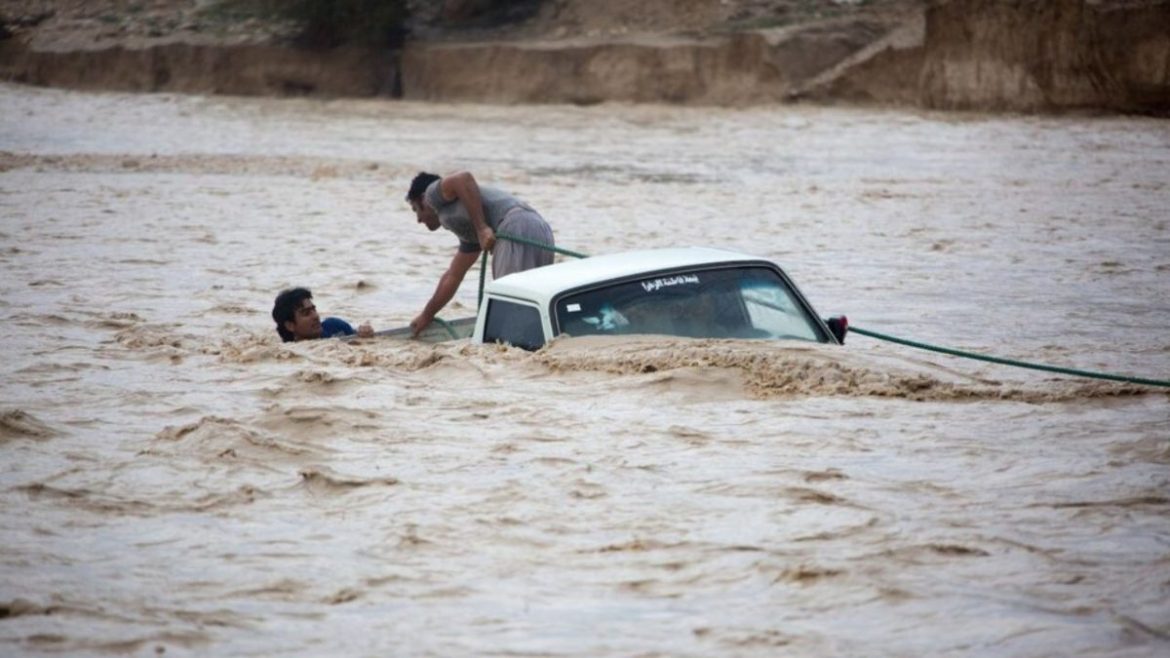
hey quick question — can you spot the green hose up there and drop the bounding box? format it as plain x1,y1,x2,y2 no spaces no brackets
849,325,1170,388
477,250,488,310
431,316,461,341
495,231,588,259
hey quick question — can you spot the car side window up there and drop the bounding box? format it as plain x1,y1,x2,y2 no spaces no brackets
483,299,545,351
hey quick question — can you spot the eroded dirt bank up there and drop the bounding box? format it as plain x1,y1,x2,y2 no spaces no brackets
1,0,1167,113
0,41,398,96
919,0,1170,113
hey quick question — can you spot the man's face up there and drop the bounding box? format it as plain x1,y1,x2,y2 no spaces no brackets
284,298,322,341
411,199,441,231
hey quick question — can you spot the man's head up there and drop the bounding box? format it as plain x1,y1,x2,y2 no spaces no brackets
272,287,322,342
407,171,441,231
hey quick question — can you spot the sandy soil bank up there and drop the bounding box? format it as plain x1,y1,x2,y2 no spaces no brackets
0,1,1167,113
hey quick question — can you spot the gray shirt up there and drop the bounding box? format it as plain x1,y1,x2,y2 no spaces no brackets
425,181,533,253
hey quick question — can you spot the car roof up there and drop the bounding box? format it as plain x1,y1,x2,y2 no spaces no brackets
485,246,775,305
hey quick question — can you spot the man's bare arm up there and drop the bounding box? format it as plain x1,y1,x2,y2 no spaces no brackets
440,171,496,252
411,249,481,337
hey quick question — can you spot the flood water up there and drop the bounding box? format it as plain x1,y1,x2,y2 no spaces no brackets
1,83,1168,657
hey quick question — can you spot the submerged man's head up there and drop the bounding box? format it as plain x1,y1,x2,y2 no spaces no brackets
272,287,322,342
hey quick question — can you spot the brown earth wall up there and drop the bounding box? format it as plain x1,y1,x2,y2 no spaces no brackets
397,29,879,105
0,41,396,96
0,0,1167,114
919,0,1169,113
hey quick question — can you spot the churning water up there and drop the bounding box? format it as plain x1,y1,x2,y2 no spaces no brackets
1,83,1168,656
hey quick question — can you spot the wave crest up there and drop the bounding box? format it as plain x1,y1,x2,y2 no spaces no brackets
0,409,59,442
297,466,400,495
535,336,1153,402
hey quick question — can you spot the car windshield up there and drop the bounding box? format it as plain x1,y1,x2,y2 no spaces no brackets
554,265,827,342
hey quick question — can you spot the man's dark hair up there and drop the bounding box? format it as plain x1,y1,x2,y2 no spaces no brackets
272,287,313,342
407,172,440,203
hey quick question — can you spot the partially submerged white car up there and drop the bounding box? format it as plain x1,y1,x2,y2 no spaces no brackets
415,247,846,350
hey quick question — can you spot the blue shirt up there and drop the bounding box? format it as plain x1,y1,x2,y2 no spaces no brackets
321,317,356,339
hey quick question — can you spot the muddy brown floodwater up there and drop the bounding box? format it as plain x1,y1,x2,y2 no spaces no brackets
1,83,1168,657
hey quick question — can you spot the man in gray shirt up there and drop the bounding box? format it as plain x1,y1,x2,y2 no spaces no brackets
405,170,555,337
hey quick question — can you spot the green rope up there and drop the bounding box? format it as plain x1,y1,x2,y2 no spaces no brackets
431,316,461,340
849,325,1170,388
476,249,488,310
476,232,588,312
495,231,589,259
477,233,1169,388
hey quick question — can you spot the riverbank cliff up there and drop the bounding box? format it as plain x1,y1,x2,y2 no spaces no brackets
1,0,1166,114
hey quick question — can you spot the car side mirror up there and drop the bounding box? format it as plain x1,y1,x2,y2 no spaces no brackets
825,315,848,344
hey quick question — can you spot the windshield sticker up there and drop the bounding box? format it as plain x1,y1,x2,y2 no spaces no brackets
641,274,700,292
566,303,582,312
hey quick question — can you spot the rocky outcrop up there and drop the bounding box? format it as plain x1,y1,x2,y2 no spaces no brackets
919,0,1170,113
